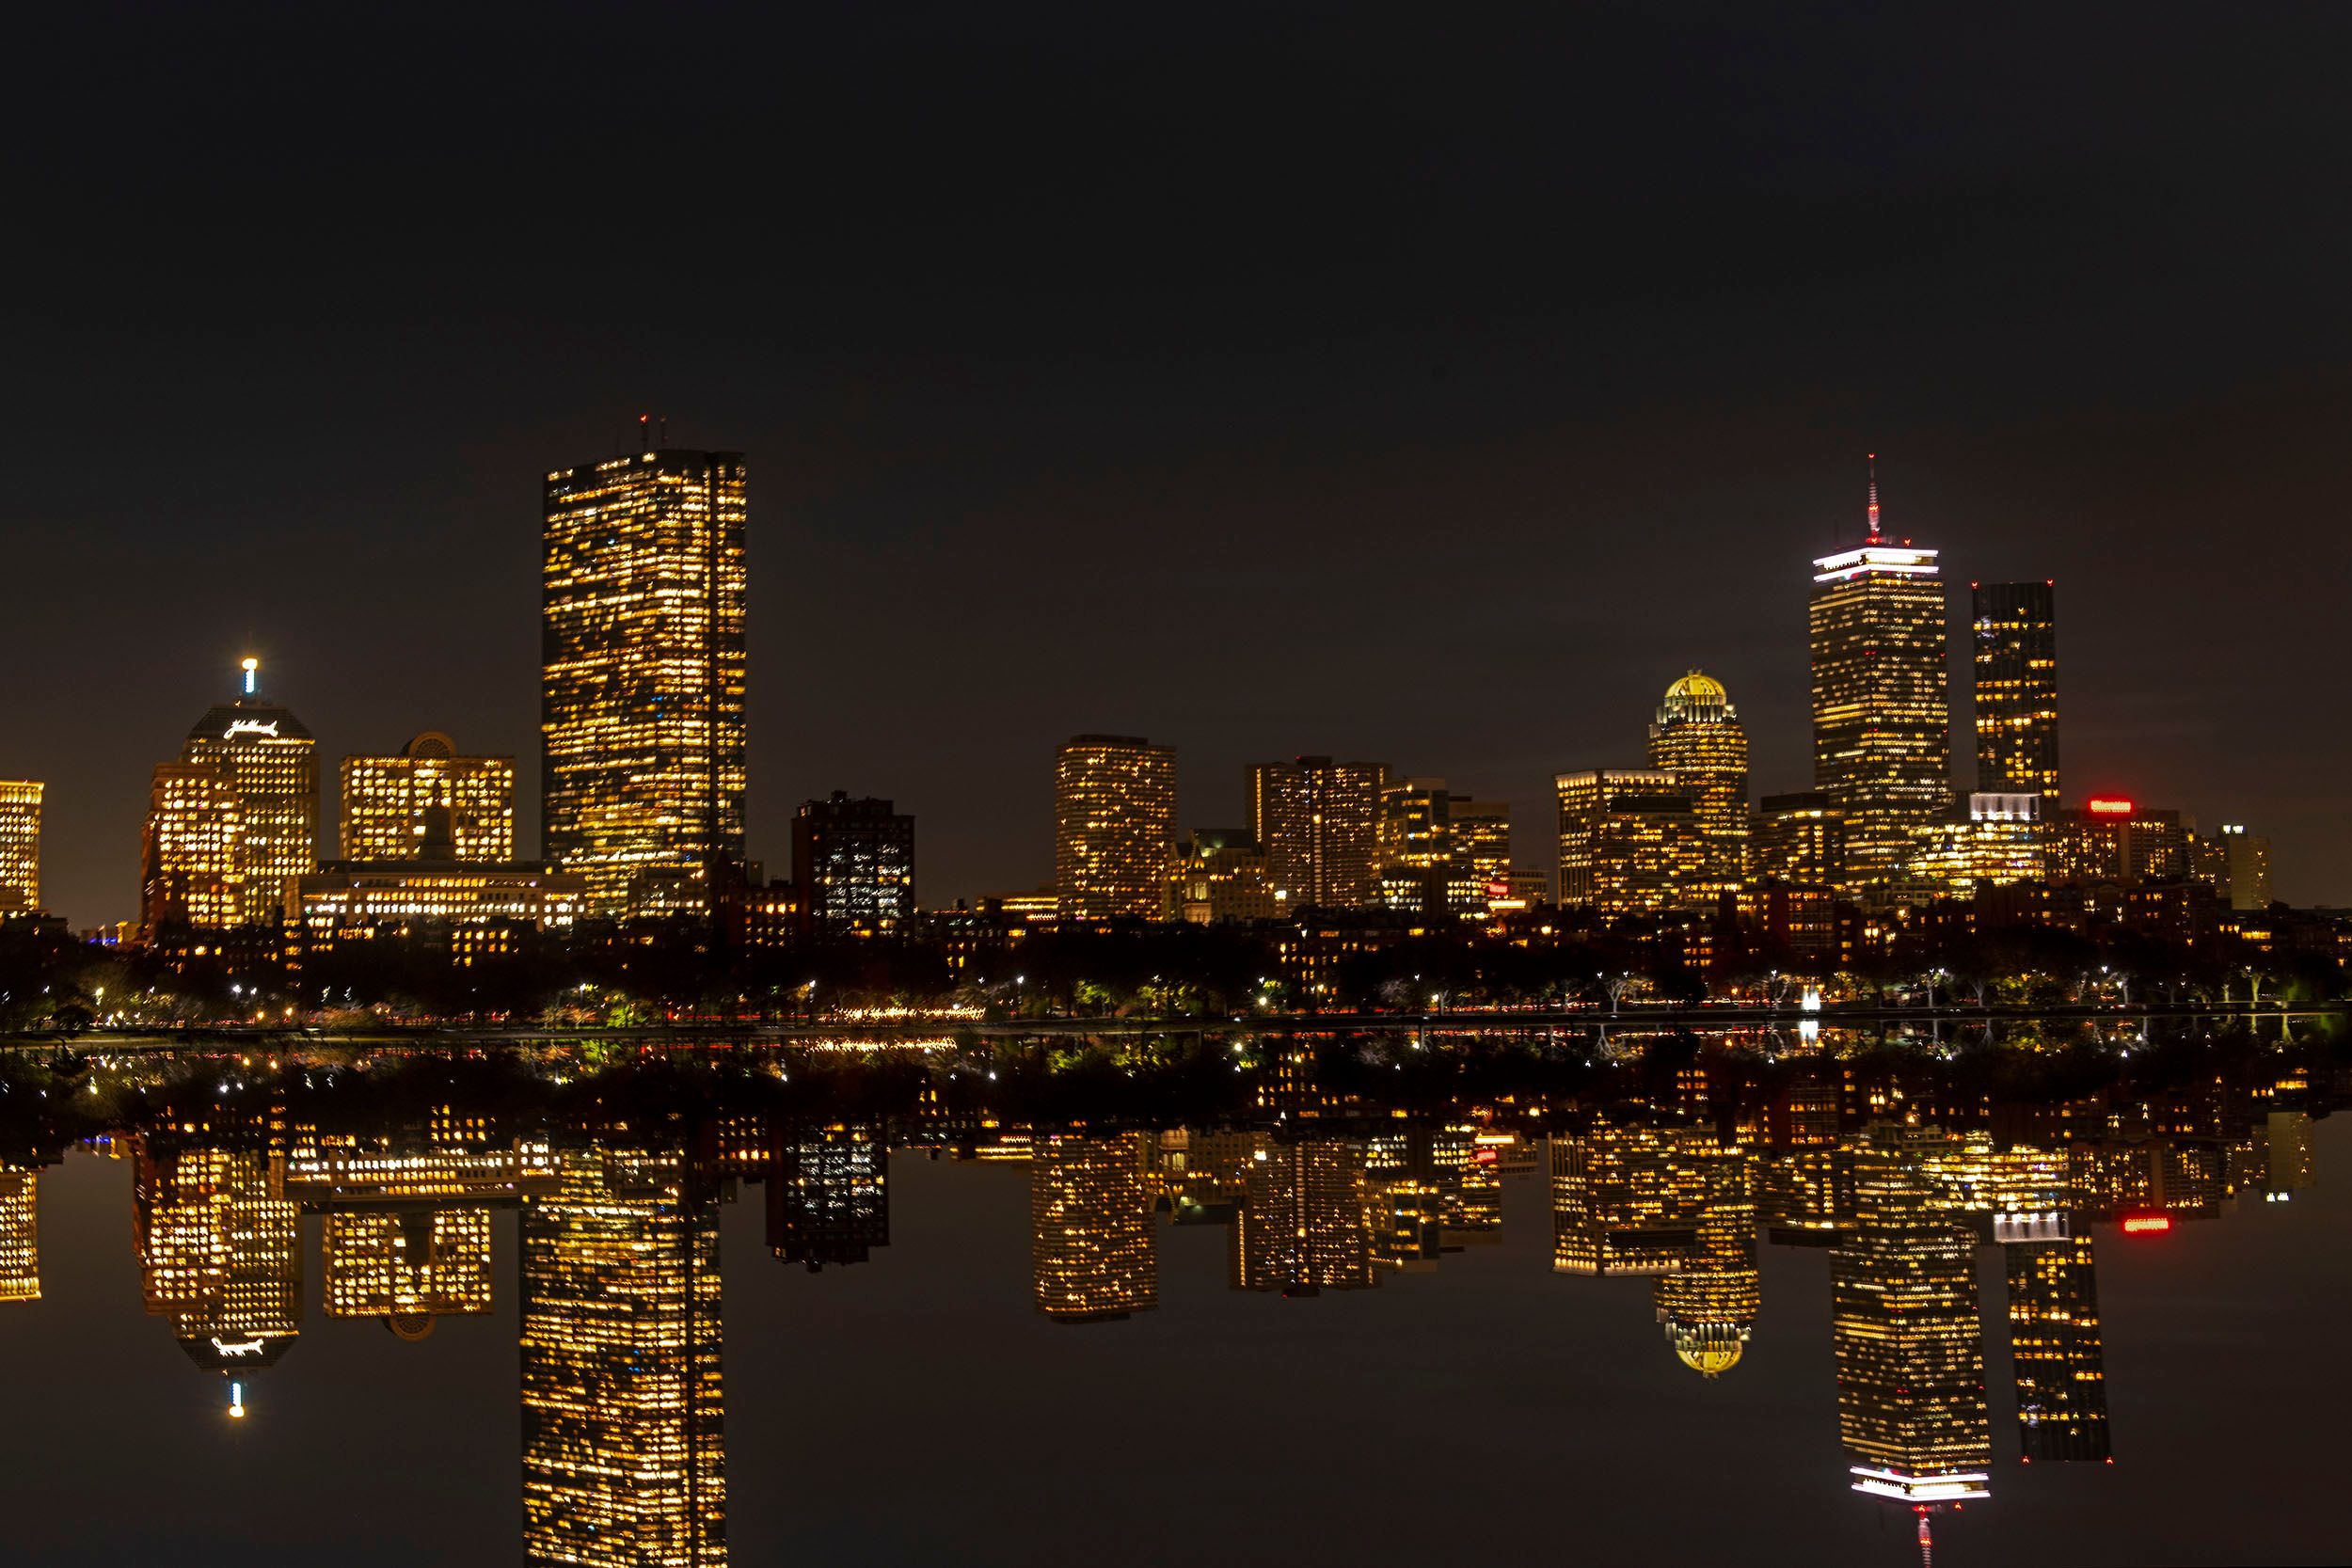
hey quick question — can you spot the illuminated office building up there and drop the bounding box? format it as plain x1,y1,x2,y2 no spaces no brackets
1831,1124,1992,1505
1031,1131,1157,1321
1971,581,2059,802
1654,1158,1761,1377
340,732,516,863
791,792,914,938
141,763,244,934
521,1145,725,1566
322,1209,495,1336
181,659,320,927
1167,829,1277,924
1248,756,1390,909
1549,1121,1711,1276
2195,823,2273,911
1054,736,1175,922
1375,781,1496,918
1810,462,1953,896
766,1124,888,1271
2005,1229,2110,1462
1152,1127,1256,1220
1647,670,1748,895
1909,792,2045,899
1554,769,1707,915
135,1141,303,1402
0,1168,37,1303
0,781,40,912
2052,799,2188,886
1231,1136,1376,1295
543,447,748,918
1750,791,1844,888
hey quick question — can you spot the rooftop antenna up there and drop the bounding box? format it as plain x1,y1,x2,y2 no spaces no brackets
638,412,652,451
1866,452,1883,544
240,657,259,699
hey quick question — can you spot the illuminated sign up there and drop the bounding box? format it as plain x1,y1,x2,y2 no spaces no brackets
223,719,281,739
2087,798,2135,816
1472,1147,1499,1166
2120,1212,2172,1234
1485,880,1511,899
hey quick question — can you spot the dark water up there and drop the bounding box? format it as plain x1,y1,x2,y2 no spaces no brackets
0,1033,2344,1567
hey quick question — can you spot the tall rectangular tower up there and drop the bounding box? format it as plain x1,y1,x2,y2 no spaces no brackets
1810,464,1952,895
0,782,40,912
1054,735,1174,922
1971,580,2058,802
180,659,318,927
542,447,747,917
790,792,915,938
1248,756,1389,910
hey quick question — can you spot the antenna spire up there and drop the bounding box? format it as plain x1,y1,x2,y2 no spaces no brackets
1866,452,1882,543
239,657,259,699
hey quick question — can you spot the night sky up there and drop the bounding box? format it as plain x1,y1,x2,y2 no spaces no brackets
9,3,2351,925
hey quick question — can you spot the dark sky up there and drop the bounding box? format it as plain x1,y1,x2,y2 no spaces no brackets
8,2,2352,924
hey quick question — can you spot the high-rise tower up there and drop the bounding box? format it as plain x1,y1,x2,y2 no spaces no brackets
1810,459,1953,895
542,445,748,918
1054,736,1174,922
1248,756,1390,909
178,658,319,928
1647,670,1748,896
1031,1131,1157,1321
0,782,40,913
1971,581,2059,802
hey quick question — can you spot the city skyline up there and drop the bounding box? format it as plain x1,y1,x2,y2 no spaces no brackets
8,9,2351,927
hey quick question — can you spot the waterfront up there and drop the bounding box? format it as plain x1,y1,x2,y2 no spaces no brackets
0,1022,2344,1564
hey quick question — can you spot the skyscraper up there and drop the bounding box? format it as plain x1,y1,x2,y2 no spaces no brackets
322,1210,495,1337
0,1167,38,1304
521,1144,725,1565
1810,461,1953,896
1553,769,1707,915
1749,791,1844,888
1248,756,1389,910
543,446,748,918
1230,1136,1375,1295
0,781,40,912
340,732,516,863
2005,1229,2110,1463
1971,581,2059,802
180,659,319,927
766,1123,889,1271
1831,1124,1992,1506
1549,1121,1711,1276
790,792,915,938
135,1138,303,1410
1647,670,1748,895
1031,1131,1157,1321
1654,1154,1761,1377
140,763,244,934
1054,736,1174,922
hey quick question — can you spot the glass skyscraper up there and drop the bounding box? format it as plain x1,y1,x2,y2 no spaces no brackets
542,448,748,918
1972,579,2060,801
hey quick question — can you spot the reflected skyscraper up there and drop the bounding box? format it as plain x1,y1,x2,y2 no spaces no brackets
767,1124,889,1271
1832,1125,1992,1506
1031,1132,1156,1322
0,1167,37,1303
1654,1153,1760,1377
1549,1121,1709,1276
2005,1228,2111,1463
134,1139,302,1411
521,1146,725,1565
323,1209,495,1338
1232,1136,1376,1295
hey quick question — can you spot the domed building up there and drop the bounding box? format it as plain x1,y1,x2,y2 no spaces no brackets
1653,1171,1762,1378
1647,669,1749,895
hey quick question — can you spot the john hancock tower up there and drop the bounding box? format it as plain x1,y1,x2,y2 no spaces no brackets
542,439,747,918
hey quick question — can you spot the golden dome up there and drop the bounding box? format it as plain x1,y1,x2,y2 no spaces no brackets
1664,669,1727,704
1664,1317,1750,1377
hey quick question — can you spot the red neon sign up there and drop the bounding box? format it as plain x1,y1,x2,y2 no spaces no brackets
2121,1213,2172,1234
2087,798,2136,816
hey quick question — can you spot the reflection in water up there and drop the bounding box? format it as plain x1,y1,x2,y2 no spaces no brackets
520,1146,726,1565
0,1018,2344,1560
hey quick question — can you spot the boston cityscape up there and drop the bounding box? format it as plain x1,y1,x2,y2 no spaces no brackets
5,7,2349,1567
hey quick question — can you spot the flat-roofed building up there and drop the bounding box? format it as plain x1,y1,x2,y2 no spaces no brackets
340,732,515,863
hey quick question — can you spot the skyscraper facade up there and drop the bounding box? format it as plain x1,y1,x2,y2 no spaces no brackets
0,1168,38,1303
1053,736,1174,922
1231,1137,1375,1295
340,732,516,863
1749,791,1844,887
141,763,244,934
1554,769,1706,914
2005,1230,2110,1462
521,1145,725,1565
1810,467,1953,896
1646,670,1748,895
135,1139,303,1397
543,448,748,918
1031,1131,1157,1321
790,792,915,938
1831,1125,1992,1505
0,781,40,912
181,660,319,927
1248,756,1389,910
1971,580,2059,802
766,1124,889,1270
